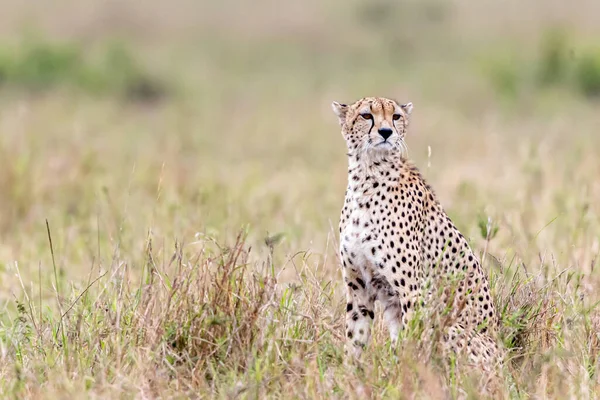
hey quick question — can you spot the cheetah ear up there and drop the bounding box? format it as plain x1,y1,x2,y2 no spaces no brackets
331,101,348,126
401,102,413,116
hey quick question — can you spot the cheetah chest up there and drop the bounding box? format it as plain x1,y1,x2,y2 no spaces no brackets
340,185,425,299
339,195,387,275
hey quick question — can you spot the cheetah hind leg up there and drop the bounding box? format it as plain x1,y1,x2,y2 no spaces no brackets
381,298,403,346
442,326,505,396
442,325,504,374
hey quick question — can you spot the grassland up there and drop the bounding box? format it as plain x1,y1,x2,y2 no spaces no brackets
1,0,600,398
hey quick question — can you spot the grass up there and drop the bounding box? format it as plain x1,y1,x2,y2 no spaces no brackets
1,0,600,398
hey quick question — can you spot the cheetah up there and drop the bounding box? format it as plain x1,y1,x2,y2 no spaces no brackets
332,97,502,370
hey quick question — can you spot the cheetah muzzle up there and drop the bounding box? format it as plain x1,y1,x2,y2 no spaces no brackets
332,96,503,371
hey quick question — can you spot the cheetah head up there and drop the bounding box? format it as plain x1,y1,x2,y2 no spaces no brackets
331,97,413,159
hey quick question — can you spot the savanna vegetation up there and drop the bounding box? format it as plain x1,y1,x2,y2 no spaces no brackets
1,1,600,398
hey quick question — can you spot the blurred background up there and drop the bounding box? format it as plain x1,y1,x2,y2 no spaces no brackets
1,0,599,286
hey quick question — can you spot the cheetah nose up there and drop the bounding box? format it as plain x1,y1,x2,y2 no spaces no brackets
378,128,393,140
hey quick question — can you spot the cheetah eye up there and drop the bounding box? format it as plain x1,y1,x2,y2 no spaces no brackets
360,113,373,120
393,114,402,121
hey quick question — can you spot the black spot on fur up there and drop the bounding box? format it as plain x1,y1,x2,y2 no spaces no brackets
356,278,366,289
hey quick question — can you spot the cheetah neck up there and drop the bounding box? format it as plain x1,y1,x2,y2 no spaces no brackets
347,152,405,186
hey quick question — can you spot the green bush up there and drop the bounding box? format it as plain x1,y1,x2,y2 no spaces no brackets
488,60,520,98
479,53,522,99
575,51,600,98
0,41,81,90
0,38,167,102
78,41,167,102
537,29,569,87
481,29,600,102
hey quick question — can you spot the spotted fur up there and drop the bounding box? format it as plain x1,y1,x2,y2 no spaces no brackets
332,97,502,369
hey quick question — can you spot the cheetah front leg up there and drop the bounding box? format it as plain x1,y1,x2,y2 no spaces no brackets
342,260,375,360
